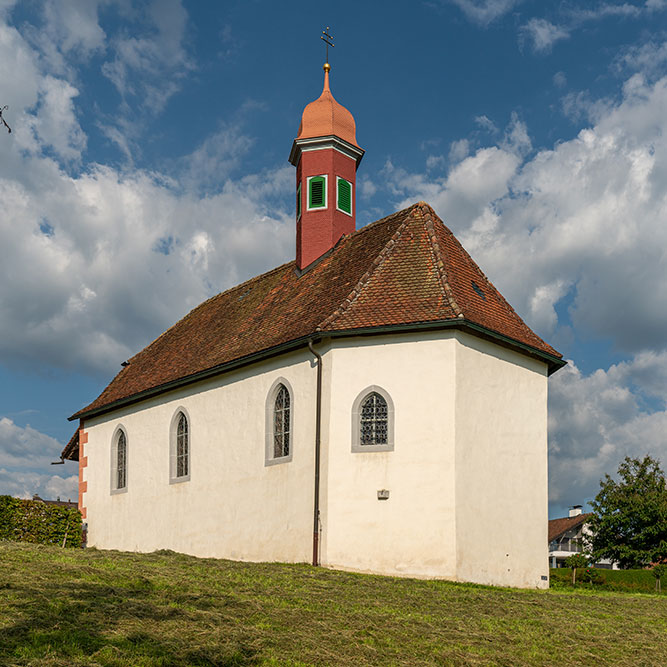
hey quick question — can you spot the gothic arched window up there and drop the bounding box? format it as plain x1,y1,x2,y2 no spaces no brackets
111,427,128,493
170,409,191,482
265,379,294,465
273,384,290,458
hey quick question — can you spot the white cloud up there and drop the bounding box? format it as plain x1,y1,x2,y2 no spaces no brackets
0,467,78,501
0,6,294,379
500,112,532,156
475,115,498,134
520,18,570,53
23,0,107,76
518,3,666,58
380,73,667,506
567,3,644,22
0,19,86,162
101,0,193,113
0,417,63,467
448,139,470,164
359,175,378,198
0,417,78,500
449,0,522,25
390,140,521,233
616,39,667,78
181,124,255,193
29,76,87,161
392,75,667,355
0,156,294,376
548,355,667,505
553,71,567,88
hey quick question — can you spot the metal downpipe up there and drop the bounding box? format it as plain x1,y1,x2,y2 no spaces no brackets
307,339,322,566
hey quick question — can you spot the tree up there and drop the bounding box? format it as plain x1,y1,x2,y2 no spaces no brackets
652,564,666,593
565,553,588,585
588,456,667,569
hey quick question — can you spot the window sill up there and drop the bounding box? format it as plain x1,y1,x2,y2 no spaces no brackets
351,444,394,453
265,454,292,467
169,474,191,484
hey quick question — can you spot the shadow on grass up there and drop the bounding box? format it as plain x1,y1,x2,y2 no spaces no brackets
0,578,262,666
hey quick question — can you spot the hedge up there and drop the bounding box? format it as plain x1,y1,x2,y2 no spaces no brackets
550,566,662,593
0,495,82,548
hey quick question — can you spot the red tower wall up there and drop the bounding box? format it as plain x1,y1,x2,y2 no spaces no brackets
296,147,357,270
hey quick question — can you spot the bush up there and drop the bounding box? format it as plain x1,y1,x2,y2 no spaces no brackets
580,567,604,585
0,495,82,547
550,567,661,593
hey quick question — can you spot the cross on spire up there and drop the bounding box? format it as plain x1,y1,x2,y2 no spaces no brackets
321,27,334,64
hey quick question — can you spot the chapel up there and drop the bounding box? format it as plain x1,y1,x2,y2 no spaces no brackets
62,60,564,589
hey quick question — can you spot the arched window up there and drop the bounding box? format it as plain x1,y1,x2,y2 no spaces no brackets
176,412,189,477
274,384,290,458
352,386,395,452
170,409,191,483
111,427,128,493
265,378,294,465
360,392,388,446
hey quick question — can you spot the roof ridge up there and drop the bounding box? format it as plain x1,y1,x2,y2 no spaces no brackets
317,216,412,332
418,203,463,318
352,202,420,235
418,202,557,355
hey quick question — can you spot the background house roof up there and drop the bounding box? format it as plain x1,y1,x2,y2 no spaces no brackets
70,202,563,423
548,513,592,542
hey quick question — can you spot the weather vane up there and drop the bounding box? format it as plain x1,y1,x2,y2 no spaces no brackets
0,105,11,134
321,27,334,64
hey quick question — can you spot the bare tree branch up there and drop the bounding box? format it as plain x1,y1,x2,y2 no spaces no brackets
1,105,12,134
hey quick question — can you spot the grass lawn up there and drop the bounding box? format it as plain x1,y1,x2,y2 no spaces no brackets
1,542,666,666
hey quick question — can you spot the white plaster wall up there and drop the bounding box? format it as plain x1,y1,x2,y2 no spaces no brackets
82,349,317,562
322,332,458,578
81,329,553,589
453,332,550,589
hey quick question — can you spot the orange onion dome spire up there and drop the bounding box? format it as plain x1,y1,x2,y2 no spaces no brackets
297,63,359,148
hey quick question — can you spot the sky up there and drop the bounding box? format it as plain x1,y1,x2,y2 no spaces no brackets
1,0,666,519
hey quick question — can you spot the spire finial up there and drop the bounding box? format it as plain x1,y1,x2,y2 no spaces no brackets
321,26,334,70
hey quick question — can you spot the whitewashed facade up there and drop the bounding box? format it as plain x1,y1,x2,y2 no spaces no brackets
79,329,550,589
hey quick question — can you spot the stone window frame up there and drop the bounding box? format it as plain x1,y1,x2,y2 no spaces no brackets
307,174,327,211
265,377,294,466
110,425,128,494
351,385,395,453
169,407,191,484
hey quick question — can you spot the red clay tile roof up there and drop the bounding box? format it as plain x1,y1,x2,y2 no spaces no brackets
548,513,591,542
70,202,563,421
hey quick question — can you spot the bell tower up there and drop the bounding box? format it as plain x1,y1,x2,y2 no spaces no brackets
289,55,364,270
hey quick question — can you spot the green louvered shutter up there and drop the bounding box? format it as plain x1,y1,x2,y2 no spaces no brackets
309,176,326,208
337,178,352,214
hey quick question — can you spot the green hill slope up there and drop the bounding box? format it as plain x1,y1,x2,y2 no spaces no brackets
1,541,666,666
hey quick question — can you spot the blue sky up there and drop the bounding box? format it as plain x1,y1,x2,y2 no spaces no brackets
1,0,667,519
